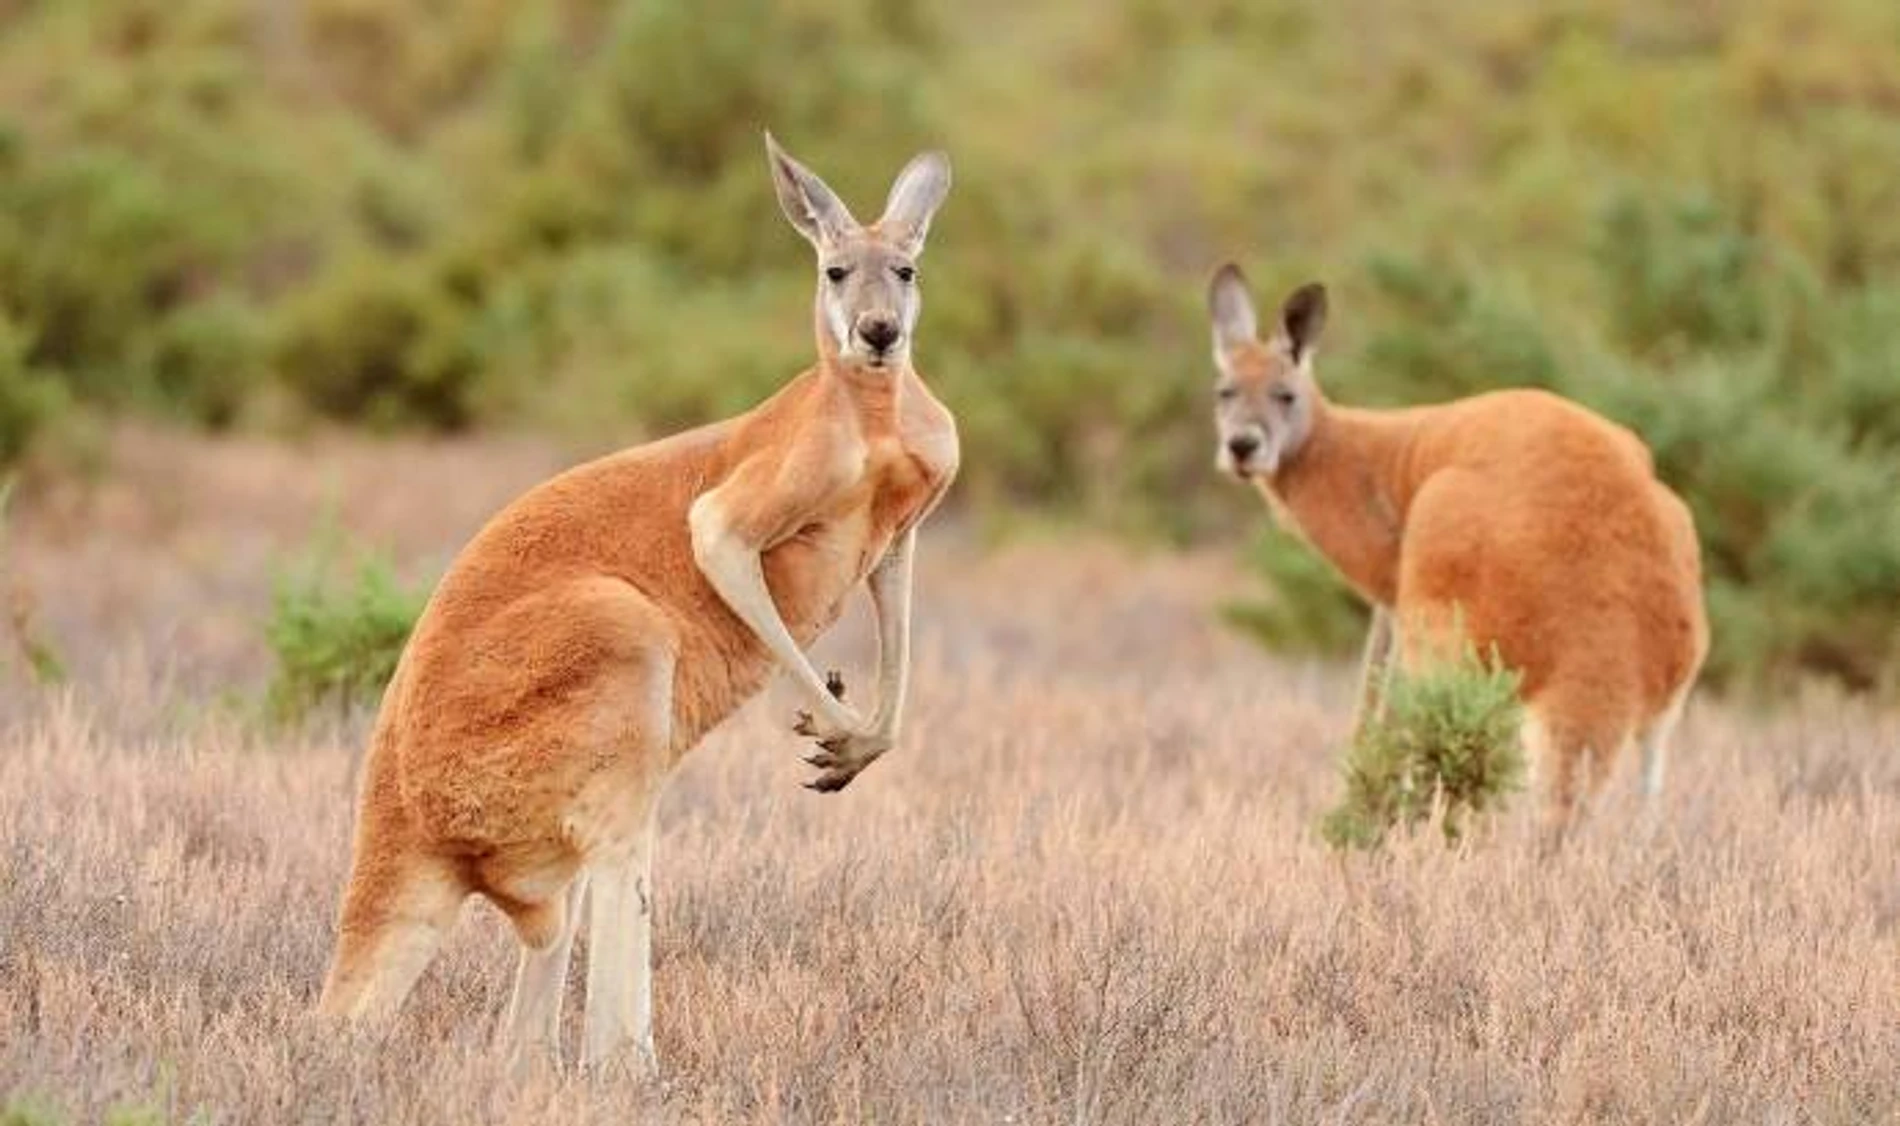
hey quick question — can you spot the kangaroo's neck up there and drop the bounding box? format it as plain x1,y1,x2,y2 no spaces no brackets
1258,399,1432,606
817,354,916,433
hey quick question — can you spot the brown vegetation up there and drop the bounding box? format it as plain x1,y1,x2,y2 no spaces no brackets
2,432,1897,1123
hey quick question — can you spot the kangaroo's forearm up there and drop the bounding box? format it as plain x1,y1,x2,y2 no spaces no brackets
866,529,917,737
689,503,860,730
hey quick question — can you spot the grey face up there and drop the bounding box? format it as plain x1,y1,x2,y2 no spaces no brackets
1207,266,1328,478
1213,348,1314,478
816,237,921,369
765,132,951,372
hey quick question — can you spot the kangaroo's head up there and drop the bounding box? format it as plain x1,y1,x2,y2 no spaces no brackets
765,132,952,374
1207,264,1328,479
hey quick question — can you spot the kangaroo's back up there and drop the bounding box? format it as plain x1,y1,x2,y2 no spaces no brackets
1401,389,1706,718
406,409,762,741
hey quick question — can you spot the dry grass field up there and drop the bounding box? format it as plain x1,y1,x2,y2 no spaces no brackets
3,431,1898,1124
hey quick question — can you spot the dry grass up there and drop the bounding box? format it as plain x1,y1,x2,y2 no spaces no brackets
3,430,1899,1124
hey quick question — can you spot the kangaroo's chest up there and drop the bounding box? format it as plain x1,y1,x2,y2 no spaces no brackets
766,397,958,639
834,382,958,571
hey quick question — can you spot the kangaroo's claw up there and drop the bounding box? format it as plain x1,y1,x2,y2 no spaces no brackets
805,770,856,793
792,710,817,737
825,670,846,700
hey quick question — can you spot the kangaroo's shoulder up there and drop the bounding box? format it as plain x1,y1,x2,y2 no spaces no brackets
898,368,960,477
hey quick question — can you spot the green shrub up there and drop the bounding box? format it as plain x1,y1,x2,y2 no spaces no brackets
1357,254,1566,403
148,293,266,429
0,316,67,469
1320,645,1526,850
0,1096,66,1126
0,143,249,405
1593,191,1769,358
1809,284,1900,447
265,536,427,722
273,256,481,430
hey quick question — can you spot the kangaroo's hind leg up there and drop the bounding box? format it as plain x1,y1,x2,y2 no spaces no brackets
581,802,661,1075
1635,684,1692,805
514,580,675,1077
316,825,466,1026
1523,698,1631,849
500,872,590,1068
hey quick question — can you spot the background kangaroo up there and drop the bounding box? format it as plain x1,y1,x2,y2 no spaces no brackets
315,133,957,1072
1207,264,1707,835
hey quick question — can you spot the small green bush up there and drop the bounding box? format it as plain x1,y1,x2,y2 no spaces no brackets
0,1096,66,1126
0,315,67,469
1320,645,1526,850
265,536,427,722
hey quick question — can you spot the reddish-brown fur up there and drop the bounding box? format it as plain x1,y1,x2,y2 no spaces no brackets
321,372,955,990
1210,269,1707,833
316,137,958,1068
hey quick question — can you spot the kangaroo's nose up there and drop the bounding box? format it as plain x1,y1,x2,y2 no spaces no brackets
858,315,901,355
1228,434,1262,460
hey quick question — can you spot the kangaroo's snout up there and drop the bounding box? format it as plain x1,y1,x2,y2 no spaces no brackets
1227,433,1261,462
857,314,901,357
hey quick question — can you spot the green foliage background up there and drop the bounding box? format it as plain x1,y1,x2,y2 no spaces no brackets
1,0,1897,692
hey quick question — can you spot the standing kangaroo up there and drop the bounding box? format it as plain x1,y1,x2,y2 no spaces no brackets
316,134,958,1073
1207,265,1707,835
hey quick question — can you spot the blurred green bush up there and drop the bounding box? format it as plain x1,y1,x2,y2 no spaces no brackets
1320,643,1526,851
0,0,1896,694
265,531,427,722
0,315,68,468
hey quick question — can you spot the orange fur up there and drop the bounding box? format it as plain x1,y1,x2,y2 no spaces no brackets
1210,270,1707,835
316,138,959,1071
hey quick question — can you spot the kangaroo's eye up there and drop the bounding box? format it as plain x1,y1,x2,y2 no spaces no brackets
825,266,850,283
1271,387,1297,407
1216,386,1238,402
893,265,916,283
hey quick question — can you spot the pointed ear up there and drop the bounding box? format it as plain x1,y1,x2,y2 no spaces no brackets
1208,263,1259,355
1275,282,1328,362
878,149,951,257
765,131,858,248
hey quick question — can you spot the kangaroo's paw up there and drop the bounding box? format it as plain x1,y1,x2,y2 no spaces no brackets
800,730,891,793
791,670,852,738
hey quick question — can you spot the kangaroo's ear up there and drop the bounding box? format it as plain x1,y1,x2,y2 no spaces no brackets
879,149,952,257
765,131,858,249
1275,282,1328,363
1208,263,1259,356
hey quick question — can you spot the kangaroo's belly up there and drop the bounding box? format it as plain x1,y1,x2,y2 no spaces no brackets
763,506,887,643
